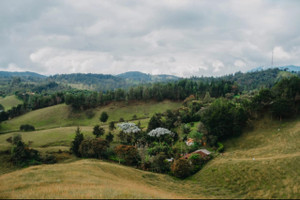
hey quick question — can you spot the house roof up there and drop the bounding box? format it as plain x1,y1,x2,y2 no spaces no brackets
182,149,211,159
195,149,211,155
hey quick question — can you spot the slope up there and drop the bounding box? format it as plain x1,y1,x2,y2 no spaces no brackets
0,117,299,198
0,100,181,132
0,95,22,111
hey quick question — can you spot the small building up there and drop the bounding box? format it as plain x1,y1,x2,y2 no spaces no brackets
185,138,194,146
182,149,211,159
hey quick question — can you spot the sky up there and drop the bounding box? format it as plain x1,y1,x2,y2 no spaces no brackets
0,0,300,77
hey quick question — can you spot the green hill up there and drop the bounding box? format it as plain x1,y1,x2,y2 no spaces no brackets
0,100,181,132
0,95,22,111
0,116,299,198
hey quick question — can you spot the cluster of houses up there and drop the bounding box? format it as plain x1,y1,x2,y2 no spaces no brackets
166,138,211,162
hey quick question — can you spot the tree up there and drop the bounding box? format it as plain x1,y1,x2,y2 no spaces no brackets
114,145,140,166
271,98,293,120
171,158,191,178
109,121,115,131
105,132,114,143
201,98,248,145
10,134,40,166
147,114,162,132
151,152,170,173
93,125,105,138
70,127,84,157
117,122,141,145
79,138,109,158
100,111,109,123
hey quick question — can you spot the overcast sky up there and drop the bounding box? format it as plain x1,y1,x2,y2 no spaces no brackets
0,0,299,77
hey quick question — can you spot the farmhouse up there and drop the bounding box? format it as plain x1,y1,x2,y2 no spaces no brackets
185,138,194,146
182,149,211,159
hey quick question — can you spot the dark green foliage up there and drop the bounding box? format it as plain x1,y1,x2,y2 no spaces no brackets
201,98,248,145
119,117,125,122
10,134,41,166
114,145,140,166
79,138,109,159
147,142,171,156
217,142,224,153
147,114,162,132
151,152,170,173
105,132,114,143
70,127,84,157
93,125,105,138
20,124,35,131
271,98,294,120
171,158,191,179
100,111,109,122
109,121,115,131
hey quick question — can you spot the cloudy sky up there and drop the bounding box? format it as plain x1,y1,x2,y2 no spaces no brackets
0,0,300,77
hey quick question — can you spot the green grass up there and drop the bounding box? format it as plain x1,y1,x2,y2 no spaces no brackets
0,95,22,111
0,100,181,132
0,105,299,198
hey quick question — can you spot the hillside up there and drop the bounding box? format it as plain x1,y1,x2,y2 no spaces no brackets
117,71,179,82
0,117,299,198
0,95,22,111
0,100,181,132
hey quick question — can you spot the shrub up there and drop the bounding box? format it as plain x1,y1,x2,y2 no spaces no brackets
105,132,114,143
119,117,125,122
100,111,109,122
151,152,170,173
171,158,191,179
79,138,109,159
217,142,224,153
10,134,41,166
93,125,105,138
109,121,116,131
114,145,140,166
20,124,35,131
70,127,84,157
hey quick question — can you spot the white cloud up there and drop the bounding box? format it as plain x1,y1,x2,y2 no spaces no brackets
0,0,300,76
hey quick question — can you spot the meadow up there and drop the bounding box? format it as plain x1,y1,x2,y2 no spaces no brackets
0,113,299,198
0,100,181,132
0,95,22,111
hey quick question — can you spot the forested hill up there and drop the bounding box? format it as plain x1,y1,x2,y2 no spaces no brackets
117,71,180,82
0,71,45,78
0,67,299,95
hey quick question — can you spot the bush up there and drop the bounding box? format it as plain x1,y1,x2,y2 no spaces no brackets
119,117,125,122
79,138,109,159
70,127,84,157
105,132,114,143
10,134,41,166
20,124,35,131
151,152,170,173
93,125,105,138
217,142,224,153
114,145,140,166
100,111,109,122
171,158,191,179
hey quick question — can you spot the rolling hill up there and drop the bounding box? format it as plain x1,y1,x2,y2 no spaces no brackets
0,116,299,198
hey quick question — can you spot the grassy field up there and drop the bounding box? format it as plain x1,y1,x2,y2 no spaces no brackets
0,100,181,132
0,116,299,198
0,95,22,111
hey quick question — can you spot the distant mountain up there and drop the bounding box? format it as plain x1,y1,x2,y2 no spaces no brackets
0,71,45,78
117,71,180,82
48,73,127,91
248,65,300,73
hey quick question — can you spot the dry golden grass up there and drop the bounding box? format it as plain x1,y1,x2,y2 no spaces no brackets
0,159,201,199
0,117,299,199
